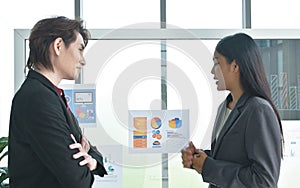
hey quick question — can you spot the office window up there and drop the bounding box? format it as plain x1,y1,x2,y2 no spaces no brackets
252,0,300,28
10,0,74,28
167,0,242,28
83,0,160,28
83,39,165,188
256,39,300,119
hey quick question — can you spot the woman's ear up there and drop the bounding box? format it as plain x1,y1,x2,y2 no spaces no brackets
232,60,240,73
53,37,64,56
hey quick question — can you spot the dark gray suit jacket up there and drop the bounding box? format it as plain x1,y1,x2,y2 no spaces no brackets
202,93,281,188
9,70,107,188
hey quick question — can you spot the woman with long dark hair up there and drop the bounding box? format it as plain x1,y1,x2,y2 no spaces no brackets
181,33,283,188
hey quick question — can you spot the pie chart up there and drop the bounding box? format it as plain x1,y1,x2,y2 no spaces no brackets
151,117,162,129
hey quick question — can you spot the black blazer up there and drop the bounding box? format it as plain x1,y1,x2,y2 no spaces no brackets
8,70,107,188
202,93,281,188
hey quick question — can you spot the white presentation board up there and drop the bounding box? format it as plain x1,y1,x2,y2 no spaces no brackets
128,109,189,153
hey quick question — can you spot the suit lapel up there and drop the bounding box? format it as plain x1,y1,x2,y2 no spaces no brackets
58,93,82,141
212,93,251,157
28,70,82,142
69,112,82,141
211,101,227,143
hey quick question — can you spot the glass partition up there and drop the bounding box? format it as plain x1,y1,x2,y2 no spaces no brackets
256,39,300,119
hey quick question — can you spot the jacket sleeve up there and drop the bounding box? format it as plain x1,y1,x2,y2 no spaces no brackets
201,104,282,188
71,114,107,177
89,145,108,176
26,92,95,188
204,149,212,157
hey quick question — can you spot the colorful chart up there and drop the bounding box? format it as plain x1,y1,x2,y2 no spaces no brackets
168,117,182,128
133,117,147,148
151,117,162,129
129,110,189,153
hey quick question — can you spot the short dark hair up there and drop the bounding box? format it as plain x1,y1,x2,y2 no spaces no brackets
26,16,90,72
215,33,284,157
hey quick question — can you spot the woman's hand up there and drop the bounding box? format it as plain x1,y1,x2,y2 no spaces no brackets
192,149,208,174
181,141,196,168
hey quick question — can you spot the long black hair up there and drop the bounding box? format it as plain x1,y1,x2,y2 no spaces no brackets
215,33,284,158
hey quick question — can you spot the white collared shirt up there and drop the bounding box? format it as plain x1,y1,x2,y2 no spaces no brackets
216,107,232,140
